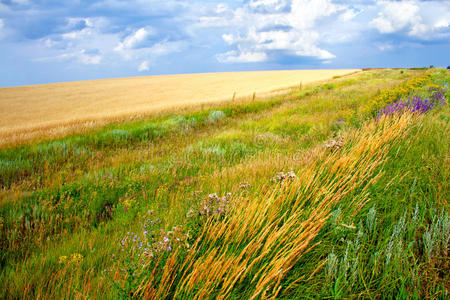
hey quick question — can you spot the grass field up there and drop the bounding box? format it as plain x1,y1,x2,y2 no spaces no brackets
0,68,448,299
0,69,359,148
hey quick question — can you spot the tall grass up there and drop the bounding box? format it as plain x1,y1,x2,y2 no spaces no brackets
135,113,416,299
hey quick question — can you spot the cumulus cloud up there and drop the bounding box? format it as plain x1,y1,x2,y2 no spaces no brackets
61,17,109,40
78,49,102,65
248,0,291,13
115,27,155,51
138,60,149,71
371,2,421,34
339,8,361,22
37,17,119,67
204,0,350,63
112,26,186,65
371,1,450,39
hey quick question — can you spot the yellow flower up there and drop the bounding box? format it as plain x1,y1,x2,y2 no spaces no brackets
58,255,68,264
70,253,83,264
123,198,135,208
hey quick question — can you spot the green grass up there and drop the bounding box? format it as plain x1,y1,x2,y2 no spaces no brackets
0,68,448,299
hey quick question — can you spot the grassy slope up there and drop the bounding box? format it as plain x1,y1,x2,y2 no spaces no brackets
0,69,448,299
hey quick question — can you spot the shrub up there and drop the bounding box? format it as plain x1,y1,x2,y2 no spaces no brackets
100,129,132,146
208,110,226,123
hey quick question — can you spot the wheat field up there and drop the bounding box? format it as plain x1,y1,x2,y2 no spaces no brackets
0,69,359,147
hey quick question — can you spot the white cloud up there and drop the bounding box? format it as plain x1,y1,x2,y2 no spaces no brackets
371,1,450,39
138,60,149,71
339,8,361,22
78,50,102,65
435,19,449,29
248,0,290,13
216,50,268,63
205,0,350,63
0,19,3,31
60,17,110,42
371,2,421,34
216,3,229,14
37,17,119,66
115,27,154,51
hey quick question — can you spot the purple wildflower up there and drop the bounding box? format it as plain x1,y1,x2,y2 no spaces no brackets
378,88,447,119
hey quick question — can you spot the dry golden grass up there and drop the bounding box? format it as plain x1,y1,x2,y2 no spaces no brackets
0,69,359,147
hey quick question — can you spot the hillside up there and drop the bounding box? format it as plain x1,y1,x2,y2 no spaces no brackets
0,68,448,299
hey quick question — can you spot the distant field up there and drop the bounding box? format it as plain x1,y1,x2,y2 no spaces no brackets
0,69,359,147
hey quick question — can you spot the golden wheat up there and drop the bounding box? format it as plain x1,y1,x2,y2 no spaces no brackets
0,70,359,147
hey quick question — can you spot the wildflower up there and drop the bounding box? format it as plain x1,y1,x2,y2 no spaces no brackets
70,253,83,264
324,136,343,151
208,193,219,200
273,172,286,182
186,209,196,218
286,171,296,179
377,88,447,119
58,255,68,264
239,182,251,189
163,236,170,243
271,171,296,183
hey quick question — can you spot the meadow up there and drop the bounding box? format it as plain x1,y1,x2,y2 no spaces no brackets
0,69,358,148
0,68,448,299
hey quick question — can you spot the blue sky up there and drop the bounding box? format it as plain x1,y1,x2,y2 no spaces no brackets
0,0,449,87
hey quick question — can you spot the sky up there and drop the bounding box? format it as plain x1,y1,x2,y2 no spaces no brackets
0,0,449,87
